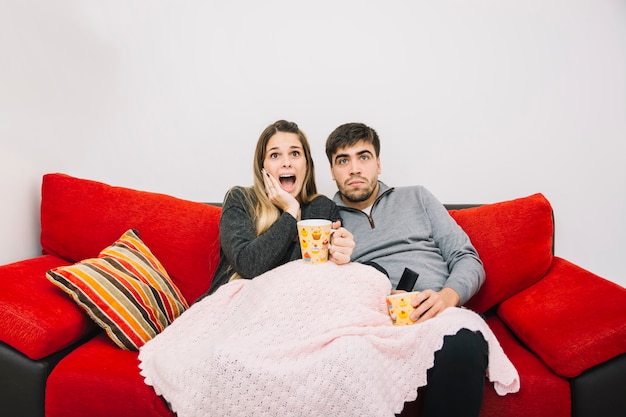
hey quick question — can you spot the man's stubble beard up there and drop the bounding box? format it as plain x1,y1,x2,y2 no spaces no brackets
338,182,377,204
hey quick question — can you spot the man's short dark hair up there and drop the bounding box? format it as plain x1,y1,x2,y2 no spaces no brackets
325,123,380,164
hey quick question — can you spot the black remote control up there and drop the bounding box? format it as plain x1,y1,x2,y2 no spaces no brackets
396,267,419,291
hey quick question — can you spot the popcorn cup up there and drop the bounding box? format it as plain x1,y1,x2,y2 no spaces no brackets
297,219,333,264
386,292,420,326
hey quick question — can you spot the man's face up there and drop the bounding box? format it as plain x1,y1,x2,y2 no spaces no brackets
330,140,381,210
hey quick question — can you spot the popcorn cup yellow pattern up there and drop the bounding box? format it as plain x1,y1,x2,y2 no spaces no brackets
386,292,420,326
297,219,332,264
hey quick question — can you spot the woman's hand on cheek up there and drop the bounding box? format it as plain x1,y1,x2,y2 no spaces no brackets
262,169,300,219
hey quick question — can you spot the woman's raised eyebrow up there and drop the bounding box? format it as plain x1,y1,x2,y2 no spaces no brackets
267,145,302,152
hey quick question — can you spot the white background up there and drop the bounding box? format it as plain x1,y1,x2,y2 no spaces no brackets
1,0,625,287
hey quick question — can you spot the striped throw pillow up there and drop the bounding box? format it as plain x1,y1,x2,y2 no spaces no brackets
46,229,189,350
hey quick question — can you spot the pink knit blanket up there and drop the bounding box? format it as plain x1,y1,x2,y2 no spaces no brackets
139,261,519,417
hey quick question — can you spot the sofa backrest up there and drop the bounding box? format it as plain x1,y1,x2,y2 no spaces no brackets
40,173,222,303
39,174,554,310
449,193,555,313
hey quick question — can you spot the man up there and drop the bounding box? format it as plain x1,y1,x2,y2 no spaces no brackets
325,122,488,417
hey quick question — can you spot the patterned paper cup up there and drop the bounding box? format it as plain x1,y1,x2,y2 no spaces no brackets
297,219,333,264
385,292,420,326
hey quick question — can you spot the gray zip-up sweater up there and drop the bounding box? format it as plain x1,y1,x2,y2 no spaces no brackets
333,182,485,305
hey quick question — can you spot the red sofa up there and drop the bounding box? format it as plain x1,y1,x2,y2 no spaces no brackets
0,173,625,417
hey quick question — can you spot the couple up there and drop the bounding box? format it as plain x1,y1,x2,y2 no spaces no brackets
139,121,508,417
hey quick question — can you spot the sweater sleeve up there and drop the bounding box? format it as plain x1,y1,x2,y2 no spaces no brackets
301,195,342,223
218,187,299,279
421,188,486,305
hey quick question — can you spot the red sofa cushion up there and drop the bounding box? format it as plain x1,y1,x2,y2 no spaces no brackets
40,173,222,303
498,257,626,378
449,193,554,313
46,333,174,417
479,316,570,417
0,255,97,359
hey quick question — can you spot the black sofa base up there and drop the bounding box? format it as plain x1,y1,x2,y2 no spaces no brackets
1,340,624,417
0,337,93,417
571,353,626,417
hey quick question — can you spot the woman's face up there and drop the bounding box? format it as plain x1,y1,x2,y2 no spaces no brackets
263,131,307,198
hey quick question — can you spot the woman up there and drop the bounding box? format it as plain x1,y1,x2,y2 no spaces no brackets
205,120,354,296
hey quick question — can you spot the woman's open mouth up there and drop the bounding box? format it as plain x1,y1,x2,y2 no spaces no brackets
280,175,297,192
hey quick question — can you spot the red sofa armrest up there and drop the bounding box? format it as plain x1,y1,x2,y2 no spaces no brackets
497,257,626,378
0,256,97,359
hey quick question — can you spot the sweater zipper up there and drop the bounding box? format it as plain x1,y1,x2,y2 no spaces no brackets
339,187,394,229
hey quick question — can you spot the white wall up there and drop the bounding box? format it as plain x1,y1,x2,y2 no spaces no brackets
1,0,625,287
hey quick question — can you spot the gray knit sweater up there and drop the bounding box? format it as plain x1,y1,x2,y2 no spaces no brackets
333,182,485,305
205,186,341,296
